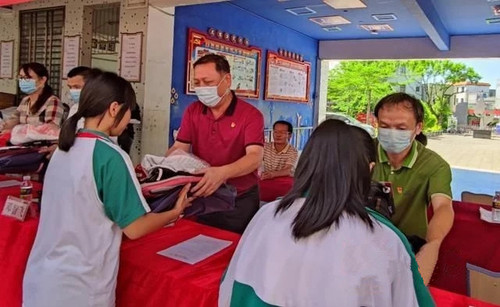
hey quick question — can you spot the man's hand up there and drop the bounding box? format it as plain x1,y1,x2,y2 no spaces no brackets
38,144,58,159
415,240,441,285
191,166,228,197
260,171,275,180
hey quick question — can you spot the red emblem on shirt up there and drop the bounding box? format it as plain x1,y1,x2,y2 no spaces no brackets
397,187,403,194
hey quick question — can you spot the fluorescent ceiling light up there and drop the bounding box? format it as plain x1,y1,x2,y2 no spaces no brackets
310,15,351,26
359,24,394,31
323,0,366,9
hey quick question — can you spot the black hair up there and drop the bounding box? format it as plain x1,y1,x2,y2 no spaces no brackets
67,66,92,80
193,54,230,74
374,92,424,124
374,92,426,143
59,70,137,152
275,119,375,239
273,120,293,134
20,62,53,114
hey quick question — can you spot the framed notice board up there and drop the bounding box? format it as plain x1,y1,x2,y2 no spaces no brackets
265,51,310,103
186,29,261,99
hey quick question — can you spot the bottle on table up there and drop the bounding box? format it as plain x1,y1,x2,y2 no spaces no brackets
492,191,500,222
20,175,33,203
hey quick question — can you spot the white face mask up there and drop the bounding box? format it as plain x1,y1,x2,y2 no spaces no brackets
194,75,229,107
377,128,414,154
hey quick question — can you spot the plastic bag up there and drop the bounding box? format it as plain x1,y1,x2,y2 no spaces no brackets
141,149,210,175
10,124,60,145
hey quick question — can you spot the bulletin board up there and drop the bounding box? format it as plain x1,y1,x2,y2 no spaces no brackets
186,29,261,99
265,51,311,103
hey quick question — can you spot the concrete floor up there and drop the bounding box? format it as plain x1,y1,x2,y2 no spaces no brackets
427,134,500,172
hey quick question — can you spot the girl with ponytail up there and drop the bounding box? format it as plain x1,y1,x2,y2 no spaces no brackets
23,71,192,307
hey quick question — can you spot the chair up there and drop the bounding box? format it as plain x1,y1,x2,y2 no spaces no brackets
461,191,493,206
467,263,500,305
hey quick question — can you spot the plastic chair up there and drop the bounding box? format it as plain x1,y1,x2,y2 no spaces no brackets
467,263,500,305
461,191,493,206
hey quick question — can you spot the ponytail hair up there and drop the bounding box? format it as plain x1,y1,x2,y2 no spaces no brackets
58,70,137,151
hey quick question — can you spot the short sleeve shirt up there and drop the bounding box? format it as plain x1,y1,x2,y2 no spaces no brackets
372,141,452,238
176,92,264,195
23,129,149,306
263,142,298,173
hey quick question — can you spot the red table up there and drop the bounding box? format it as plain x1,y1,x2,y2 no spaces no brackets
1,177,499,307
0,176,41,307
429,201,500,296
258,176,294,202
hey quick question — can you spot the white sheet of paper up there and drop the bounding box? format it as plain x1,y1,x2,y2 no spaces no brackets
0,180,21,188
479,207,500,224
157,234,233,265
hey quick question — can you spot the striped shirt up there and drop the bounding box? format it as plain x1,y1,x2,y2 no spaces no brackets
263,142,298,173
9,95,65,127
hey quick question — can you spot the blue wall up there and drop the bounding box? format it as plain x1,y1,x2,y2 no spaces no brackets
170,2,318,145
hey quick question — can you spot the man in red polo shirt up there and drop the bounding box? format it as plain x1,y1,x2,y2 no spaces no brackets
166,54,264,233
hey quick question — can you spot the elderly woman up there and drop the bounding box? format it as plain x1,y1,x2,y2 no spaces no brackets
219,119,434,307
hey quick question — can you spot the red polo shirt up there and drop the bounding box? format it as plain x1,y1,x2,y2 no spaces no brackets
176,93,264,195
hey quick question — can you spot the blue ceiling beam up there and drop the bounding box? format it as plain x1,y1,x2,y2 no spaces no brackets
400,0,450,51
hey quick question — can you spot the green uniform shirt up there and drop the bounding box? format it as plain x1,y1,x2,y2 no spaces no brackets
372,141,452,239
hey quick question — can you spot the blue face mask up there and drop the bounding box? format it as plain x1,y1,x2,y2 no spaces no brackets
69,89,81,103
378,128,414,154
19,79,37,94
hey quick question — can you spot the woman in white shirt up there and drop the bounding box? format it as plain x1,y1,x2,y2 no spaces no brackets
23,71,191,307
220,119,435,307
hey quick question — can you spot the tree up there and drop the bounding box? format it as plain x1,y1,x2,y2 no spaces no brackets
399,60,481,128
327,61,397,119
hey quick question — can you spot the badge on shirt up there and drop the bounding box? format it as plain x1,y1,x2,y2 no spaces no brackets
230,122,236,128
397,187,403,194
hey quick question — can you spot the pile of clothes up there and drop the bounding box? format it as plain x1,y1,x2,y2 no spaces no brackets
138,151,236,217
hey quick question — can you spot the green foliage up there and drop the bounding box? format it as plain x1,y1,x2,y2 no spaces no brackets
327,61,397,117
327,59,482,131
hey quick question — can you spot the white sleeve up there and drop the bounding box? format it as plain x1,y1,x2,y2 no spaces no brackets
390,259,419,307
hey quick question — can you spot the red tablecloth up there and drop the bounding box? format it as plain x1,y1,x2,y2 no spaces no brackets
117,220,239,307
258,176,293,202
1,176,499,307
429,287,499,307
0,176,42,307
429,201,500,295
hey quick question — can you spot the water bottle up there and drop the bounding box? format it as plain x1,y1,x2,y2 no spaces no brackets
492,191,500,222
20,175,33,203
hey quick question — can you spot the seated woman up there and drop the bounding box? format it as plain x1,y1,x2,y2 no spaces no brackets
2,62,64,133
220,119,434,307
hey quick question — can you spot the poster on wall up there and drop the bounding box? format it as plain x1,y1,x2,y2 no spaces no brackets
186,29,261,99
265,51,310,103
0,41,14,79
119,32,143,82
62,36,80,79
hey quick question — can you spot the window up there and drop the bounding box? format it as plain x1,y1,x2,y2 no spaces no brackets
90,3,120,72
460,98,464,103
19,7,65,96
416,86,420,92
399,85,405,92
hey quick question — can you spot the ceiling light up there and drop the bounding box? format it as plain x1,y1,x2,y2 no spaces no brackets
372,13,397,21
323,26,342,32
286,7,317,16
323,0,366,9
310,15,351,26
359,24,394,32
486,17,500,24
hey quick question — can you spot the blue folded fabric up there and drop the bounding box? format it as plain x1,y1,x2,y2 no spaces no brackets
148,184,236,217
